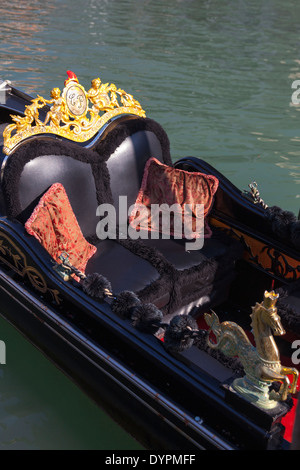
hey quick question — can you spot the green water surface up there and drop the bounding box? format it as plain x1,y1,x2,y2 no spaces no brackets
0,0,300,449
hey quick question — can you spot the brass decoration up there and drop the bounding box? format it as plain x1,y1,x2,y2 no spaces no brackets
205,291,299,409
3,71,146,154
243,181,268,209
0,231,61,305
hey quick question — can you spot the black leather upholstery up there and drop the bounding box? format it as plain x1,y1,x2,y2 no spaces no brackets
1,137,113,242
142,237,230,271
276,279,300,335
106,130,165,217
18,154,99,239
86,239,161,295
1,116,243,317
103,119,243,316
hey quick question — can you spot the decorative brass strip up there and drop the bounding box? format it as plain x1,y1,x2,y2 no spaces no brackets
0,230,61,304
3,72,146,155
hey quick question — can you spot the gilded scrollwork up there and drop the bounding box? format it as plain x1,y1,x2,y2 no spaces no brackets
3,71,146,155
0,231,61,305
41,87,70,127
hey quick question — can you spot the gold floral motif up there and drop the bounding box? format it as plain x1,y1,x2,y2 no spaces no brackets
3,72,146,154
0,231,61,304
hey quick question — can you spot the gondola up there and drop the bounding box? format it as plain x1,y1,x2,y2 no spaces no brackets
0,71,300,450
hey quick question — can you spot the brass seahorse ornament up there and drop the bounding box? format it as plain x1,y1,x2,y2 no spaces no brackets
204,291,299,409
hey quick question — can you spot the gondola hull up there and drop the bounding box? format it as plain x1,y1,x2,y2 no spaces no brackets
0,75,299,450
0,259,235,450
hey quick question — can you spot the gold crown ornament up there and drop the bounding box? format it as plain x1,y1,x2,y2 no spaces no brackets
262,290,279,310
3,71,146,155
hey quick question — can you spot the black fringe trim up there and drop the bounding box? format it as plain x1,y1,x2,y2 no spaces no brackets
94,117,172,166
264,205,300,251
2,138,113,220
118,237,180,314
276,279,300,335
118,228,243,315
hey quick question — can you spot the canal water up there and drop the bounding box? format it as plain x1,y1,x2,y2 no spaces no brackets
0,0,300,449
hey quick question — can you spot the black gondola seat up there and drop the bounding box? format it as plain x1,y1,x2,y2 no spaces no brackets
1,117,243,317
93,117,243,316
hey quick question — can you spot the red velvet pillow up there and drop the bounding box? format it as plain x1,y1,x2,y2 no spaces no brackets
25,183,96,278
129,157,219,239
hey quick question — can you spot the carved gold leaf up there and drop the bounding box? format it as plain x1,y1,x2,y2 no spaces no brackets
3,72,146,155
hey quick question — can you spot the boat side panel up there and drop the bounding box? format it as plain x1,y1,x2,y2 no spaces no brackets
175,157,300,282
0,214,288,449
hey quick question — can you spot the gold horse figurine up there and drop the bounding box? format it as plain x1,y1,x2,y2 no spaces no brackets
204,291,299,409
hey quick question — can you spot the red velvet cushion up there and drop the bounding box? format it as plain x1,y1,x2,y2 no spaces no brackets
129,157,219,239
25,183,96,277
